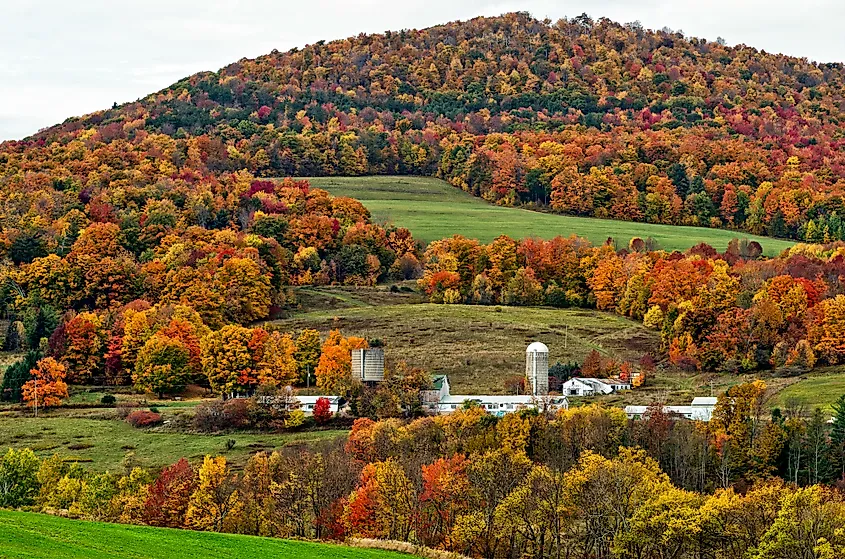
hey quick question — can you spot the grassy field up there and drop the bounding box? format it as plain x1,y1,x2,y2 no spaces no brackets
271,289,658,394
0,510,414,559
767,367,845,413
0,414,343,472
307,176,795,255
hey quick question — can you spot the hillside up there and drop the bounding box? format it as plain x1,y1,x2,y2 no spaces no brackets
0,510,415,559
5,12,844,243
308,176,795,254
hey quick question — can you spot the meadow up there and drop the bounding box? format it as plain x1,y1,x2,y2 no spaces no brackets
0,510,415,559
767,367,845,413
307,176,796,255
0,414,343,471
271,287,658,394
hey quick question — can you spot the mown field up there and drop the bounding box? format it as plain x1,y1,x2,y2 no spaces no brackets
307,176,795,255
767,367,845,413
271,287,658,394
0,510,414,559
0,414,343,472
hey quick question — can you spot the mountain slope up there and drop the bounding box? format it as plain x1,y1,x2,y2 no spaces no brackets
5,12,844,244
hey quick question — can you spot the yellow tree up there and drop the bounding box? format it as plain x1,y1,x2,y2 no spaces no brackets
185,456,241,532
254,330,298,388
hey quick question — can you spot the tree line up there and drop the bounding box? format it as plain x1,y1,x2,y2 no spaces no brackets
419,234,845,374
4,385,845,558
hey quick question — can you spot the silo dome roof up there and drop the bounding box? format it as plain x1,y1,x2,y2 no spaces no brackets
526,342,549,353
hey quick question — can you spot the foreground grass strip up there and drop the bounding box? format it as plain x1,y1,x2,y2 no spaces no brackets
0,510,417,559
307,176,795,255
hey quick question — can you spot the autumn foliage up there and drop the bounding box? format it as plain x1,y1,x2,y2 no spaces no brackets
21,357,68,408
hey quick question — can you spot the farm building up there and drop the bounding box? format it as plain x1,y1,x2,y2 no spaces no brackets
424,366,568,416
561,377,631,397
351,347,385,382
435,394,568,416
295,396,341,415
624,397,717,422
526,342,550,396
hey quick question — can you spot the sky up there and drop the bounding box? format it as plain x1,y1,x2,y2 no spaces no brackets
2,0,843,141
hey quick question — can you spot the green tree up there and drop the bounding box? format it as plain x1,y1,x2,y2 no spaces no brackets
0,448,40,507
133,335,192,398
294,329,322,385
0,351,40,402
829,394,845,481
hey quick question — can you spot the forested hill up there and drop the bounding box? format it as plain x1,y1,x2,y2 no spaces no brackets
3,12,845,244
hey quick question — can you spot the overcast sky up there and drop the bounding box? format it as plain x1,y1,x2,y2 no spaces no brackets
1,0,843,141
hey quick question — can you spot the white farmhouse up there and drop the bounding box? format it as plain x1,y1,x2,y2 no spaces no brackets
561,377,631,397
295,395,341,415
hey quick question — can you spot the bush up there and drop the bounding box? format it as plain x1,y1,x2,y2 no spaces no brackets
126,410,162,428
193,401,226,432
285,409,305,429
222,398,250,428
116,401,142,419
193,398,252,432
313,397,334,425
100,394,116,406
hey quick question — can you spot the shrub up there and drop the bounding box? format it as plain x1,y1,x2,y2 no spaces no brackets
285,409,305,429
222,398,250,428
100,394,116,406
313,397,333,425
193,398,252,432
116,401,142,419
193,401,226,432
126,410,162,428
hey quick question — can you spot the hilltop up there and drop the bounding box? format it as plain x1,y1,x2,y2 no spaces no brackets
2,12,844,246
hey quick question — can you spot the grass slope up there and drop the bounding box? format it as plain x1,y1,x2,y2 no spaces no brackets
271,289,657,394
767,367,845,413
0,510,413,559
307,176,795,255
0,415,343,471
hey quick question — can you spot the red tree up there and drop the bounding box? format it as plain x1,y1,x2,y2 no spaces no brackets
313,397,333,425
143,458,197,528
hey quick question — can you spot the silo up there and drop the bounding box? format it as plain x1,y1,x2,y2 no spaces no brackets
525,342,549,396
351,348,385,382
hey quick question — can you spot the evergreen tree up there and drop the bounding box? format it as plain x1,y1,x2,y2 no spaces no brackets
668,163,690,198
0,351,41,402
829,394,845,481
22,301,59,350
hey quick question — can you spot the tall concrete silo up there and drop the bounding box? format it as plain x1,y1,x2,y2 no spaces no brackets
525,342,549,396
351,347,385,383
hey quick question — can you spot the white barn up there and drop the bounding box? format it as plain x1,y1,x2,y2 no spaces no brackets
561,377,630,397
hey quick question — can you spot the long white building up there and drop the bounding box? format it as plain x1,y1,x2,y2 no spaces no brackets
624,397,717,422
424,373,568,416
